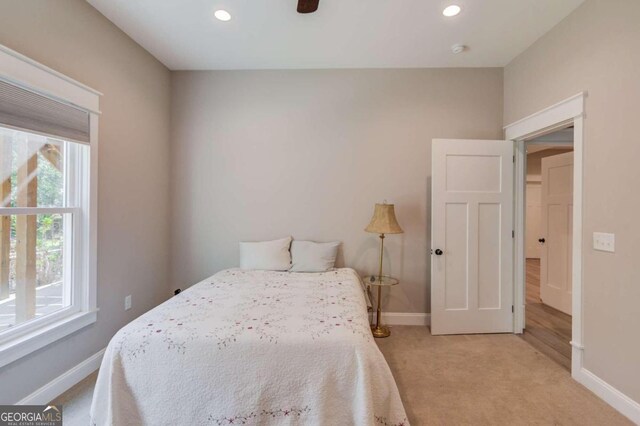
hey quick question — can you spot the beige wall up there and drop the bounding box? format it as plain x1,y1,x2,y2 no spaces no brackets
505,0,640,403
171,68,504,314
0,0,171,403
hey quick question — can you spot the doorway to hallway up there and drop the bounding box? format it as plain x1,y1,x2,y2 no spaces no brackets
520,128,573,371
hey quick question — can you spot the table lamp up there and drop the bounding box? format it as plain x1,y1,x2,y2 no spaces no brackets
365,202,403,337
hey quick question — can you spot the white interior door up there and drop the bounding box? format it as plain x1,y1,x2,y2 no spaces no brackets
431,139,514,335
526,183,542,259
540,151,573,315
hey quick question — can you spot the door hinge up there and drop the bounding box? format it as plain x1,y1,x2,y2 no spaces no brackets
513,155,515,163
512,230,515,238
512,305,514,313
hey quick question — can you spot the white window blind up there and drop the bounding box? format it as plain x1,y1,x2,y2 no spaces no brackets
0,79,89,143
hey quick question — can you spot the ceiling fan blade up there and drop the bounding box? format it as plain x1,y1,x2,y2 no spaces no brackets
297,0,319,14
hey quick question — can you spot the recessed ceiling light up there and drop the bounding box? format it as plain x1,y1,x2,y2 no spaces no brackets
214,9,231,22
443,5,461,17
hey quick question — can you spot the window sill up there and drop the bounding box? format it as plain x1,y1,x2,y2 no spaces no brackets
0,309,98,369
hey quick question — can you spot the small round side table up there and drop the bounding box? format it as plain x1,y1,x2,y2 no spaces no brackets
364,275,399,338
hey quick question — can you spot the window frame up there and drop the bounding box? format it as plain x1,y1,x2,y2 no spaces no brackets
0,44,99,368
0,141,83,345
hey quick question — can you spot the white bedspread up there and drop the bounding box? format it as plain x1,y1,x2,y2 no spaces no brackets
90,268,408,426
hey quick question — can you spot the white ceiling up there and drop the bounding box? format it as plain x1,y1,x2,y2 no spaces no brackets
87,0,584,71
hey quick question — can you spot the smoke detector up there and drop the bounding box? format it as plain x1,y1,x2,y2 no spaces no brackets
451,44,467,54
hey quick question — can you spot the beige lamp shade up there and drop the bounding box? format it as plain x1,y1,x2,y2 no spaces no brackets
365,203,403,234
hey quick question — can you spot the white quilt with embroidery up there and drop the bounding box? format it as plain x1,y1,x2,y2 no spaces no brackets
90,268,408,426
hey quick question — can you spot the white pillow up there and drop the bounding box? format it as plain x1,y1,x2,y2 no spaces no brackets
290,240,340,273
239,237,292,271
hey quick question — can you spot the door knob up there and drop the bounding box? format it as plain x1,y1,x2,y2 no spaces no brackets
434,249,443,255
538,238,546,243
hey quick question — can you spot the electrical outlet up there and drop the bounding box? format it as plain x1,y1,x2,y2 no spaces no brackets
593,232,615,253
125,295,132,311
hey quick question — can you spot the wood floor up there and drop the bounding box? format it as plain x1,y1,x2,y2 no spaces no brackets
520,258,572,371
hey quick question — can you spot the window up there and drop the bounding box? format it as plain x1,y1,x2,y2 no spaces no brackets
0,129,87,331
0,44,99,367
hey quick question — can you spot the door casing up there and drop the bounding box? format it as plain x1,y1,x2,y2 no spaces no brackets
504,92,586,379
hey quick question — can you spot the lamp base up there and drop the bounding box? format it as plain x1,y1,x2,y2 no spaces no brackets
371,324,391,338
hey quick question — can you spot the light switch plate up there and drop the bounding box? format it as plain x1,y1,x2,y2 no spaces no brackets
125,295,132,311
593,232,615,252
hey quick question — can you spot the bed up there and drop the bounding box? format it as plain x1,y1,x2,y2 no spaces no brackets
90,268,408,425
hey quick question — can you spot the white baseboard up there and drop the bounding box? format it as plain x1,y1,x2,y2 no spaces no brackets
379,312,430,326
16,348,105,405
574,366,640,424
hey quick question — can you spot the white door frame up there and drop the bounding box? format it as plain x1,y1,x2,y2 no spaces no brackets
504,92,586,378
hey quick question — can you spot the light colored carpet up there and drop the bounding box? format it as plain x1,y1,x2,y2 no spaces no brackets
51,370,97,426
376,327,631,425
52,326,631,425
